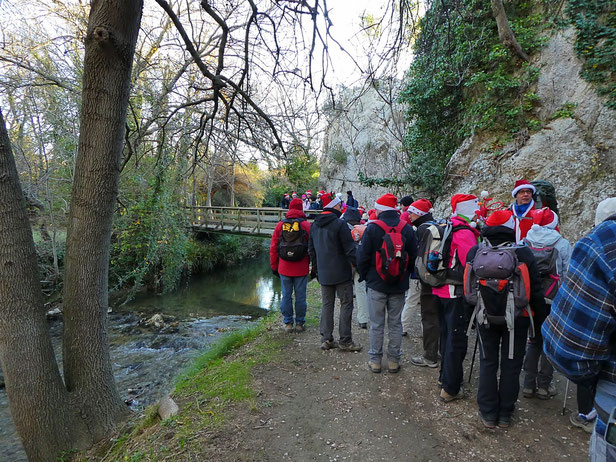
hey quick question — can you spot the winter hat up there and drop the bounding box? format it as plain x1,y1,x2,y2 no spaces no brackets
408,199,433,217
400,196,413,207
301,194,307,199
368,209,377,221
289,198,303,211
532,207,559,229
343,207,362,224
306,190,312,195
511,179,536,198
284,193,289,198
322,193,341,209
374,193,398,211
292,191,298,197
595,197,616,226
485,209,515,229
451,194,480,218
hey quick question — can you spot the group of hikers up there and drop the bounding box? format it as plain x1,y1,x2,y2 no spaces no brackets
268,181,616,461
279,190,359,211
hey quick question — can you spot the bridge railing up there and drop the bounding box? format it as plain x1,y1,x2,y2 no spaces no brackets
187,206,321,236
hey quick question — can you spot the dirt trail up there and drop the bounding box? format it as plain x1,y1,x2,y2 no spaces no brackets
205,293,589,462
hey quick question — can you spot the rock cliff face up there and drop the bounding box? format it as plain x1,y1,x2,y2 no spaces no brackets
321,29,616,240
319,79,409,208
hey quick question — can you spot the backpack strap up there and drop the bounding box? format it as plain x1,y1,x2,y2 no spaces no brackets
372,219,406,234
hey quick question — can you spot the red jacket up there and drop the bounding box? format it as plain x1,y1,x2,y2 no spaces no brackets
270,208,311,277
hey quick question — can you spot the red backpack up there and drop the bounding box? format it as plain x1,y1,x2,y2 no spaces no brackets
373,220,409,283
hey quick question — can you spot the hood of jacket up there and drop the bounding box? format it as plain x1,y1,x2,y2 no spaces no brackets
524,224,562,247
285,208,307,220
313,209,342,227
412,213,435,228
481,225,516,246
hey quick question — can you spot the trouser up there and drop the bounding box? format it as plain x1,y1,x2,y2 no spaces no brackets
320,281,354,345
578,382,597,415
420,287,440,363
279,275,308,325
438,297,468,395
367,288,405,363
522,328,553,390
401,279,421,332
353,270,369,325
477,320,529,420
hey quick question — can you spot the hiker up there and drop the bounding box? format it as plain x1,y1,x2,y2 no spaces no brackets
510,179,536,243
309,196,321,210
434,194,481,402
357,193,417,373
308,193,362,352
346,190,359,209
465,210,547,428
521,207,572,401
404,199,441,369
270,198,311,333
343,207,369,330
302,194,311,211
543,198,616,460
280,193,290,209
399,196,414,226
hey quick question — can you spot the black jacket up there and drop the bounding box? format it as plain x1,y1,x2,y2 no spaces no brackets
308,209,356,285
467,226,547,324
356,210,418,294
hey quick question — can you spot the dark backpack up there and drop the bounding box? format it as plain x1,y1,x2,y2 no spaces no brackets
524,241,561,300
277,218,308,261
373,220,409,284
464,241,533,359
415,221,468,287
531,180,558,215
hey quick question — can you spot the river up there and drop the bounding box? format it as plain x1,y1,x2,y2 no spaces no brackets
0,253,280,461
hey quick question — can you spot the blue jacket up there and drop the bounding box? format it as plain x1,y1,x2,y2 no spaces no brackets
542,217,616,428
356,210,418,294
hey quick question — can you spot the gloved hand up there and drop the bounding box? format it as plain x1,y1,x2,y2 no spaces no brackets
272,269,280,278
426,250,442,273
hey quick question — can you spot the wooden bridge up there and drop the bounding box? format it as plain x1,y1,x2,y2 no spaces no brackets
187,206,321,237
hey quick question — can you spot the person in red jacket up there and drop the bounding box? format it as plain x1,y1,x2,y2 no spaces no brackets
510,179,536,243
270,198,311,333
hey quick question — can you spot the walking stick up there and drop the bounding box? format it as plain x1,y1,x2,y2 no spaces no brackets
562,379,570,416
468,333,479,384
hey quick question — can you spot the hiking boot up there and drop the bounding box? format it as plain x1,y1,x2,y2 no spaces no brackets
359,323,368,329
320,340,339,350
284,323,294,333
410,355,438,368
536,385,557,400
478,412,496,429
388,360,400,374
570,412,596,434
498,416,512,429
295,323,305,333
368,361,382,373
440,388,463,403
339,341,362,352
522,387,535,399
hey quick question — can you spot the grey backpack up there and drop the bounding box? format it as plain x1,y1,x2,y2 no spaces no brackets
464,240,534,359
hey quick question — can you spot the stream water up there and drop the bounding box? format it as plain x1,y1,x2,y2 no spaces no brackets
0,253,280,461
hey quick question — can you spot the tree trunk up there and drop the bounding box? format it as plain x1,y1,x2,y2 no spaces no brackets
491,0,529,61
62,0,143,442
0,110,89,460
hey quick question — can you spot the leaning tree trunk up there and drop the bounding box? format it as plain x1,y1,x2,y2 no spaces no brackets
0,111,90,460
491,0,529,61
62,0,143,443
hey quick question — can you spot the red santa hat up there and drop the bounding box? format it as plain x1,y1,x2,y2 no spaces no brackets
532,207,559,229
291,191,298,197
284,193,290,197
288,198,303,211
322,193,341,209
450,194,480,218
511,179,536,198
485,209,515,229
374,193,398,212
408,199,433,217
368,209,377,221
306,190,312,195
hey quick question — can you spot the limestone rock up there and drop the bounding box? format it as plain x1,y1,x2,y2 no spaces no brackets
157,395,179,420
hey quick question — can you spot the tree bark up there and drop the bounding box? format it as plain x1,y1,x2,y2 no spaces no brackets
491,0,529,61
62,0,143,441
0,110,89,460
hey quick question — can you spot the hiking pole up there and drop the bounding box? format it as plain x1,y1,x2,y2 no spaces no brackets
468,332,479,384
562,379,570,416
